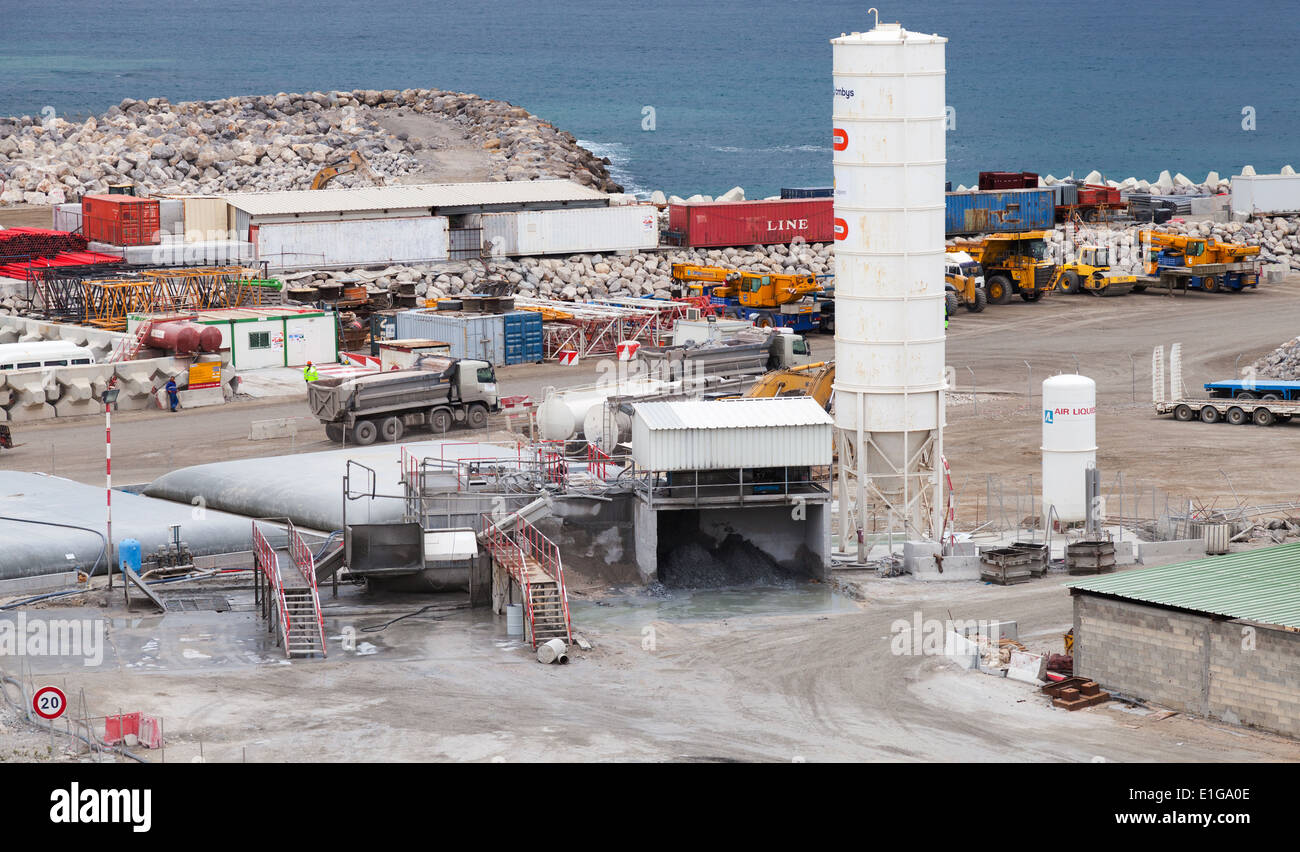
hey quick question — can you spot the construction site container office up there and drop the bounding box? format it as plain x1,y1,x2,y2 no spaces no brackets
128,308,338,368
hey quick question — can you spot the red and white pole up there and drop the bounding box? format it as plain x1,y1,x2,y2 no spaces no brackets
106,401,113,590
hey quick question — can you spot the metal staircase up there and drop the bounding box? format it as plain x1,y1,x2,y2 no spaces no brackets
480,513,572,648
252,520,328,658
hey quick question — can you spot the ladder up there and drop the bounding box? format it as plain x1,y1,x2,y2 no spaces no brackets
480,515,572,648
252,520,328,659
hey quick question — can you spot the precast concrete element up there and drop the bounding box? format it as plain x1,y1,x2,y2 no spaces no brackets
4,369,57,421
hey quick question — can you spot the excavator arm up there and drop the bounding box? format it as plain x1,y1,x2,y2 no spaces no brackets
309,151,383,190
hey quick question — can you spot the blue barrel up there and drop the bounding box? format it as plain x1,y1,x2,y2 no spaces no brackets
119,538,142,576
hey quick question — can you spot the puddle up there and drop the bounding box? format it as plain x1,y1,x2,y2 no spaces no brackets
570,583,855,631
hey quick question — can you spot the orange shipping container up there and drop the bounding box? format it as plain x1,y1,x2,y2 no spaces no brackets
81,195,161,246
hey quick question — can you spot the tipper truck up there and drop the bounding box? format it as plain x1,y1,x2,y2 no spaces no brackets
309,356,499,444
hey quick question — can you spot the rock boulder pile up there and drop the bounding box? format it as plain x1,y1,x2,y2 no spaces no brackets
1250,337,1300,380
283,242,835,305
0,89,621,204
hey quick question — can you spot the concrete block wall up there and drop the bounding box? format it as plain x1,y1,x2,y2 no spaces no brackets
1208,621,1300,738
1073,594,1209,713
0,316,238,419
1076,593,1300,739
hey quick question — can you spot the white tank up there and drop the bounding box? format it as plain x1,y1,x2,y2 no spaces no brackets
832,19,947,537
1041,374,1097,523
582,402,632,451
535,380,670,441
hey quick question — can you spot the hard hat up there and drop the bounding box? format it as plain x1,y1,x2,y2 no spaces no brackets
306,361,313,366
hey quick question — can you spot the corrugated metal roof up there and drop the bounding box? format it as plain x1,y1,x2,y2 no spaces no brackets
634,397,834,430
218,181,608,216
1066,542,1300,629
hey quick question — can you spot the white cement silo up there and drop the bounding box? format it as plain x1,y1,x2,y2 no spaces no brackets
1041,374,1097,523
832,19,947,549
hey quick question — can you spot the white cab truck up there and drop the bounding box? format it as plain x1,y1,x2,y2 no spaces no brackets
308,356,499,444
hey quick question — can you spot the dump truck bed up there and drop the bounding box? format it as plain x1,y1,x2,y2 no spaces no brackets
308,369,454,423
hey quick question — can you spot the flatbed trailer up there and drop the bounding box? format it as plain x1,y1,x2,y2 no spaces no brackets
1154,396,1299,426
1133,261,1259,294
1203,379,1300,401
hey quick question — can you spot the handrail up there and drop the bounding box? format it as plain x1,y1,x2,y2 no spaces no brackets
288,520,327,658
518,518,572,644
586,442,610,479
251,521,292,656
479,513,538,646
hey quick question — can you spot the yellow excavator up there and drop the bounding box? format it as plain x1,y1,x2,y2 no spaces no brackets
309,151,383,190
742,360,835,411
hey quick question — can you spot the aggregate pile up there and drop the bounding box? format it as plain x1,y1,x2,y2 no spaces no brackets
0,88,621,205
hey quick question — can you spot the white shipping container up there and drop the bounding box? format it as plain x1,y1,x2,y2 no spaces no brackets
254,216,449,270
52,203,82,233
394,311,507,365
1231,174,1300,217
631,398,833,472
479,205,659,256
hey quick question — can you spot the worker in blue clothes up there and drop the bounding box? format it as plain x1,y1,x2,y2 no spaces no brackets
164,376,179,412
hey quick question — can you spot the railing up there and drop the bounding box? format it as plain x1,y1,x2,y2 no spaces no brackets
287,520,327,658
517,518,572,644
586,443,610,480
480,513,538,645
252,521,292,657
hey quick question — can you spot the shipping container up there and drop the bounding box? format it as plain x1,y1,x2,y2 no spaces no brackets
978,171,1039,190
667,199,834,247
945,188,1056,235
477,204,658,256
253,216,449,270
51,203,82,233
178,197,232,242
81,195,161,246
394,310,508,365
780,187,834,199
1231,174,1300,217
503,311,543,364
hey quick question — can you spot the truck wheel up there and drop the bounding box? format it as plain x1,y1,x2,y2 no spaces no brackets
1199,405,1221,423
324,423,345,443
986,276,1012,304
1131,284,1147,293
945,292,959,317
1173,404,1194,421
1226,406,1247,425
466,404,489,430
429,408,452,434
1234,391,1257,399
753,312,775,329
353,419,378,445
1201,276,1220,292
967,288,987,312
1020,290,1042,302
1260,393,1281,401
1061,271,1082,295
1254,408,1276,426
380,416,404,442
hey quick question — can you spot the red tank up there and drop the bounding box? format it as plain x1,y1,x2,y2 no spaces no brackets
146,321,204,355
196,325,223,353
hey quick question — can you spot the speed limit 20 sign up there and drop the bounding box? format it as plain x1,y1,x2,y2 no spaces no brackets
32,686,67,720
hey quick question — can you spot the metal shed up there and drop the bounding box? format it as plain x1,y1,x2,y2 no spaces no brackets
631,398,833,472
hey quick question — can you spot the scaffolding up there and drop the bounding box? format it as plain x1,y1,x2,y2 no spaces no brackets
35,265,272,330
515,295,693,359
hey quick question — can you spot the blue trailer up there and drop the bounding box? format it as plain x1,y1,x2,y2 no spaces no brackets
945,188,1057,236
1203,379,1300,400
708,296,832,334
1140,249,1259,292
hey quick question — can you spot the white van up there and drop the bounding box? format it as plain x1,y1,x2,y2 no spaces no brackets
0,342,97,371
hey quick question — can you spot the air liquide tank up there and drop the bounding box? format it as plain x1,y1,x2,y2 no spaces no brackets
1041,374,1097,523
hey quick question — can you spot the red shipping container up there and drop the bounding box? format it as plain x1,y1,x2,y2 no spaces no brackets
1077,185,1121,205
667,199,833,248
81,195,161,246
978,171,1039,191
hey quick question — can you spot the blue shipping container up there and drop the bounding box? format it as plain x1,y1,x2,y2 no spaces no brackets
945,188,1056,235
503,311,543,365
394,310,507,365
780,187,834,199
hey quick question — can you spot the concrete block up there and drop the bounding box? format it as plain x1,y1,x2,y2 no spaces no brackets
1006,650,1047,684
249,417,299,440
913,553,982,581
4,371,58,421
1115,540,1137,565
177,387,225,409
1136,538,1206,564
0,570,82,596
944,630,980,670
903,540,941,574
